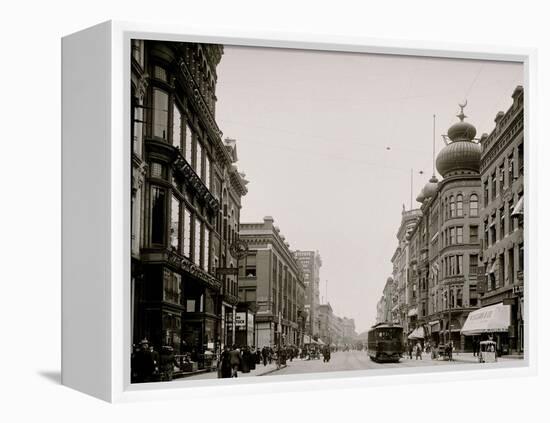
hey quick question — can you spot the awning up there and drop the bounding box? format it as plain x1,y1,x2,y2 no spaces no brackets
408,307,418,317
407,326,425,339
317,339,325,345
512,196,524,217
429,321,440,332
489,261,497,274
461,303,511,335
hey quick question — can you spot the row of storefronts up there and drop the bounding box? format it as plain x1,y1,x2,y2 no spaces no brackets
377,88,524,355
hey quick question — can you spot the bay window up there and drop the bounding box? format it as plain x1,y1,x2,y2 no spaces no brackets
152,88,169,140
151,186,166,245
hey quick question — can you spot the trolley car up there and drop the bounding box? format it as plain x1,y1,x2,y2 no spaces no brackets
367,323,404,363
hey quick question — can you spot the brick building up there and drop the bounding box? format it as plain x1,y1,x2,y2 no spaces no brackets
478,86,524,354
238,217,306,347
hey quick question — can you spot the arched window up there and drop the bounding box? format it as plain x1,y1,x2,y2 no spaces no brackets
470,194,479,217
450,195,456,217
456,194,463,216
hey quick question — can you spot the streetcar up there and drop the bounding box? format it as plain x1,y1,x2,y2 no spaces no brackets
367,323,404,363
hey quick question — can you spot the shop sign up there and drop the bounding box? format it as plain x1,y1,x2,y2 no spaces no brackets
235,312,246,330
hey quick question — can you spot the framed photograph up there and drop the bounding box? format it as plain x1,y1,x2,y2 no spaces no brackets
61,20,536,402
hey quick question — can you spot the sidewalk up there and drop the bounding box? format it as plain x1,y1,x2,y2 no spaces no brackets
403,351,524,364
177,361,287,380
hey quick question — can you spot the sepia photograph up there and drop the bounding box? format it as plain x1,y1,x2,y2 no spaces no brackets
129,39,525,384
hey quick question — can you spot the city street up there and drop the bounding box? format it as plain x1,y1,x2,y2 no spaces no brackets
180,350,523,381
269,350,476,376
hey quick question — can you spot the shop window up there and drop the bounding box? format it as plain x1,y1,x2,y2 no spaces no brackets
163,269,181,305
151,186,166,245
152,88,169,140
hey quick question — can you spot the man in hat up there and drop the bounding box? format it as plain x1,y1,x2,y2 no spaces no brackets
132,339,156,383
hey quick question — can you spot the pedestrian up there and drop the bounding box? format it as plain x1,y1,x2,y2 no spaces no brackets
219,346,232,378
229,345,241,377
261,346,268,366
241,346,251,373
415,342,422,360
132,339,155,383
408,342,413,359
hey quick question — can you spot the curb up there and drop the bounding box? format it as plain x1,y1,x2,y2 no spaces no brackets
257,364,287,376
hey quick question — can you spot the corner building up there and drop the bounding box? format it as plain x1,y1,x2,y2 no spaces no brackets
479,86,524,354
411,105,482,350
130,40,249,365
238,217,306,347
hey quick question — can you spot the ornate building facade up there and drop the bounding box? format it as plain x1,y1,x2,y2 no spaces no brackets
479,86,524,354
130,40,249,366
238,217,306,347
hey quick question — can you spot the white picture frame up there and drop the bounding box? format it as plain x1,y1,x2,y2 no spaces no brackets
61,20,537,403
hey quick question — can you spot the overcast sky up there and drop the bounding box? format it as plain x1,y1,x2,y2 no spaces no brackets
214,45,523,334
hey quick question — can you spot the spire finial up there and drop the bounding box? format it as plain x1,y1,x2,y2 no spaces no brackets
457,100,468,121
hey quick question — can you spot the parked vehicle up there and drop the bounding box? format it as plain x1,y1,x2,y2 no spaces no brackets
479,340,498,363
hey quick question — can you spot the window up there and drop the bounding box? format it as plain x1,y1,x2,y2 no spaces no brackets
508,200,514,234
499,206,505,240
469,254,479,275
469,225,478,243
457,255,463,274
163,269,181,305
508,248,515,286
205,155,211,189
132,98,143,157
484,218,489,248
204,228,210,272
195,141,203,178
483,180,489,207
183,208,192,257
152,88,169,140
456,194,463,216
172,105,182,148
469,194,478,217
450,195,456,217
498,164,505,195
491,172,497,200
184,124,193,161
194,218,202,266
170,195,180,250
508,154,515,185
151,186,166,244
490,214,496,246
150,161,165,179
154,65,167,82
456,226,463,244
519,243,524,272
450,227,456,245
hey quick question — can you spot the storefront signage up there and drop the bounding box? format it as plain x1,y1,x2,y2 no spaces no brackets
167,252,221,291
235,312,246,330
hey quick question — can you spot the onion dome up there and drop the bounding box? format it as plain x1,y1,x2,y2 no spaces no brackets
436,102,481,178
422,175,439,199
416,189,426,203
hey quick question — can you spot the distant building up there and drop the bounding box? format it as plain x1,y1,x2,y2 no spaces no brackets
318,303,333,345
479,86,524,354
293,250,322,338
238,217,306,347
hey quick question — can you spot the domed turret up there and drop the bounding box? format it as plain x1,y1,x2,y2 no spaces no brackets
422,175,439,199
436,102,481,178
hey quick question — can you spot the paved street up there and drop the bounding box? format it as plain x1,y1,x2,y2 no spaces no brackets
180,350,523,381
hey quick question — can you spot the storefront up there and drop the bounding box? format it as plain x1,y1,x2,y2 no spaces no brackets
461,302,511,355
